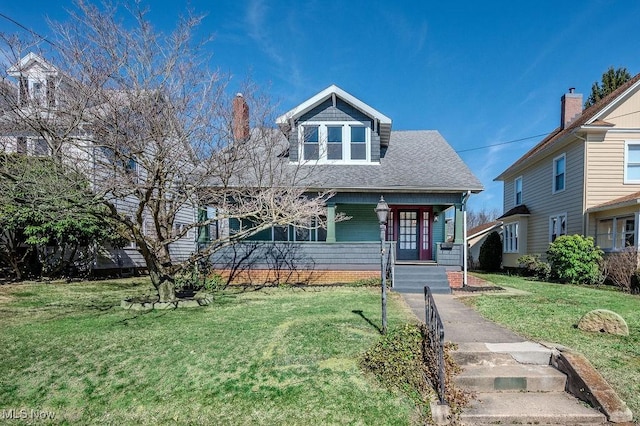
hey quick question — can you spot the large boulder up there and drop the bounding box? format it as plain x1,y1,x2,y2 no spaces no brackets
577,309,629,336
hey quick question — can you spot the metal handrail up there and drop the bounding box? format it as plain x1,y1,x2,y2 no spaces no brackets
424,285,447,405
385,241,395,287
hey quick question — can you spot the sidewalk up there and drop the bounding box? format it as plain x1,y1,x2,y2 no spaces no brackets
399,291,524,344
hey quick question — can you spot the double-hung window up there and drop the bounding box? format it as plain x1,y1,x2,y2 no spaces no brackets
514,176,523,205
503,222,519,253
327,126,343,160
350,126,367,160
303,126,319,160
300,122,370,163
549,213,567,242
596,216,637,250
553,154,565,193
624,141,640,183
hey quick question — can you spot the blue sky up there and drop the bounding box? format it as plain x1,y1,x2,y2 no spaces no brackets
3,0,640,213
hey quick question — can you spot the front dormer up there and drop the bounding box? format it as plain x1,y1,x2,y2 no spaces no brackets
7,53,59,108
276,85,391,164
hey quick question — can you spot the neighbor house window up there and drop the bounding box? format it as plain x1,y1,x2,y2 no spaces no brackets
503,222,519,253
514,176,523,205
299,122,370,162
19,77,28,106
596,216,637,250
553,154,565,193
549,213,567,242
34,139,49,156
32,81,45,106
16,137,27,154
624,142,640,183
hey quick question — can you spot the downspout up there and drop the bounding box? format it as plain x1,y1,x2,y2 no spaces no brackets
462,191,471,287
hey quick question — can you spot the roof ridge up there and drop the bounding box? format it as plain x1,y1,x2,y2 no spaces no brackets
496,71,640,180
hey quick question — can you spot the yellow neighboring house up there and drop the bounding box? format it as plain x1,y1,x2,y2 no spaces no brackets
495,74,640,267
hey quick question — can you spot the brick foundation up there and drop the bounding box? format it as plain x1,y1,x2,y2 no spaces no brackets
446,271,491,288
216,269,379,285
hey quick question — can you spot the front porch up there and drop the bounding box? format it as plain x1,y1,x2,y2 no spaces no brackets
209,240,465,285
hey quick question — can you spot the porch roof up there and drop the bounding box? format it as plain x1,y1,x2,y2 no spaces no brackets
587,191,640,213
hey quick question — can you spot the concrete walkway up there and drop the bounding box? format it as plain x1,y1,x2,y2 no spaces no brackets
399,291,524,343
398,290,610,425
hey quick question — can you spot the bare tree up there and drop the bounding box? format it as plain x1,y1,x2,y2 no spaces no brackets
466,207,501,230
0,1,332,301
604,247,638,292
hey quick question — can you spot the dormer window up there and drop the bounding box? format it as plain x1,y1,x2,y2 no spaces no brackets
299,122,370,163
18,77,55,107
303,126,319,160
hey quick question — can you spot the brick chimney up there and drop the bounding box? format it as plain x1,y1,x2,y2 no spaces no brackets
232,93,249,141
561,88,583,129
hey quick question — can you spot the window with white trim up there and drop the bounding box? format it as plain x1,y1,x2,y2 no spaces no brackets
299,122,370,163
503,222,519,253
34,138,49,156
549,213,567,242
624,141,640,183
302,126,319,160
514,176,522,206
596,216,636,250
553,154,565,193
271,219,326,242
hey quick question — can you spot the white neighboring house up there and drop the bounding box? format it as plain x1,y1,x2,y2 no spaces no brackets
467,221,502,269
1,53,199,274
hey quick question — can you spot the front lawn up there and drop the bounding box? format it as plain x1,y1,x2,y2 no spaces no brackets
0,279,419,425
467,273,640,420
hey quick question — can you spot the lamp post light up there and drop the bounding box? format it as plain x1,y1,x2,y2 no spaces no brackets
375,196,390,335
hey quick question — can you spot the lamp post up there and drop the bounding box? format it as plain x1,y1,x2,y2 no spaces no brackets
375,196,390,334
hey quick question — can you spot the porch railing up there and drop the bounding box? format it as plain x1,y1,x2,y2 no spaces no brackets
423,285,447,405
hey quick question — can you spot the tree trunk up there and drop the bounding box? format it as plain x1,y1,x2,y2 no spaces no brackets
157,278,175,302
147,259,175,302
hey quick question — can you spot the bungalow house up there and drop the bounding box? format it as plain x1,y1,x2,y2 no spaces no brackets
211,85,483,285
495,73,640,267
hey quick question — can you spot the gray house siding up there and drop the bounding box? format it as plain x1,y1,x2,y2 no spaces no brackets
210,242,386,272
335,204,379,241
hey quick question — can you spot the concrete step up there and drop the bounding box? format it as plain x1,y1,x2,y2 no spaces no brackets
460,392,607,425
393,285,451,295
455,364,567,392
452,342,553,366
393,265,450,294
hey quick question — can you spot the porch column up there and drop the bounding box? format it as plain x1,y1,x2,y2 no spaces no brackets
454,205,464,243
326,204,336,243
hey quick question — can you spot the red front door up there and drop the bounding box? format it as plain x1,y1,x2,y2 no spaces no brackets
391,207,432,261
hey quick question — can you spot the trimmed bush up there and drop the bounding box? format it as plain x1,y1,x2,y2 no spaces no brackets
479,231,502,272
516,254,551,280
546,235,603,285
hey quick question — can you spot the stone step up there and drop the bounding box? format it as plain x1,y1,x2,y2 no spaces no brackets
452,342,553,366
460,392,607,425
455,364,567,392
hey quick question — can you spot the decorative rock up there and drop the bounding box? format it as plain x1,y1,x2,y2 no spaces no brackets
577,309,629,336
121,295,213,310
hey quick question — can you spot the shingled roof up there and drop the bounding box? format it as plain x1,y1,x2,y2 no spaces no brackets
299,130,484,193
495,72,640,181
